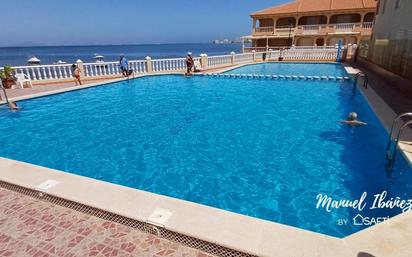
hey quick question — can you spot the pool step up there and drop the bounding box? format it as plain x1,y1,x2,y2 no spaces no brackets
203,73,350,81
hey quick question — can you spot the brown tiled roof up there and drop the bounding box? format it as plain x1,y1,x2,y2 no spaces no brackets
251,0,377,16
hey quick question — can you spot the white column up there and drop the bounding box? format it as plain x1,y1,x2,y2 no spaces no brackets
252,50,257,62
200,53,208,69
230,52,236,64
241,38,245,53
145,56,153,73
76,59,84,76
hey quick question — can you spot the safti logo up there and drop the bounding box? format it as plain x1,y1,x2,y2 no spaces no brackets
353,214,364,226
352,214,390,226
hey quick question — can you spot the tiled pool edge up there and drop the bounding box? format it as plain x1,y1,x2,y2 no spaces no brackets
1,157,412,257
0,157,340,257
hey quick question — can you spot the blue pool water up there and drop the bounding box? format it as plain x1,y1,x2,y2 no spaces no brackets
1,63,411,237
226,62,347,77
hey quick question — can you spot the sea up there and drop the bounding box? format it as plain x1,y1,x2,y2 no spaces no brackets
0,43,242,67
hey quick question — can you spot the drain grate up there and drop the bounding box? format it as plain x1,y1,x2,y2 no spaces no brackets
0,180,256,257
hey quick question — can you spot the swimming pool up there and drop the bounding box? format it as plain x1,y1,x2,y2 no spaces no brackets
1,63,411,237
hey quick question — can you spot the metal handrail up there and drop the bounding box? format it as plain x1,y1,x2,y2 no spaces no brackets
386,112,412,157
353,72,368,93
387,120,412,172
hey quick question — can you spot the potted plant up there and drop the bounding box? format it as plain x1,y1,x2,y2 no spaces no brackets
0,66,14,89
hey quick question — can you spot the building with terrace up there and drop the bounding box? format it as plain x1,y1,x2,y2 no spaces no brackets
243,0,377,52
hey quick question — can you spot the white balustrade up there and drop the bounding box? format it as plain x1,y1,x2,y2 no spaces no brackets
129,60,147,73
208,55,232,67
282,49,338,61
254,27,274,33
151,58,187,72
301,25,320,35
335,23,355,32
362,22,374,29
11,64,73,81
6,48,340,82
234,53,254,63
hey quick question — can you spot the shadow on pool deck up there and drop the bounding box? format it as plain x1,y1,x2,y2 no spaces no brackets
357,252,376,257
351,58,412,115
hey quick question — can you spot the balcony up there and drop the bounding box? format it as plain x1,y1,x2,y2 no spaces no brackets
252,22,373,37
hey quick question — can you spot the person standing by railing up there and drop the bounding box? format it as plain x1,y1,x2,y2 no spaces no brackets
185,52,194,76
71,64,82,86
119,54,130,77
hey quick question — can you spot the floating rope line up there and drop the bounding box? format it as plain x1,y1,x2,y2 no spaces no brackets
203,73,350,81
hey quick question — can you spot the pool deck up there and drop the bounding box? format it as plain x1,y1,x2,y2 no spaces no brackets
1,61,412,256
0,186,215,257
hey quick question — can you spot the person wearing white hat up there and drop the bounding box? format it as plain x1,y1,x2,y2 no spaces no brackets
185,52,194,76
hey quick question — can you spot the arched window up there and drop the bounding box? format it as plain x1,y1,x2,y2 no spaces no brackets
363,13,375,23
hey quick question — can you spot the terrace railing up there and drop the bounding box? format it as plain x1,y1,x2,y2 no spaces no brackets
12,63,74,81
3,47,341,82
208,55,232,67
234,53,254,63
282,49,338,61
254,22,374,37
151,58,187,72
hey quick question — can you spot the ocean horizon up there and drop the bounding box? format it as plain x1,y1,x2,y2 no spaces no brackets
0,43,242,66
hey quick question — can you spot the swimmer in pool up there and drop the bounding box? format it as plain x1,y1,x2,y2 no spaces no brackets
340,112,367,126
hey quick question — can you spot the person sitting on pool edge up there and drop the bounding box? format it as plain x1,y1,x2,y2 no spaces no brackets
340,112,367,126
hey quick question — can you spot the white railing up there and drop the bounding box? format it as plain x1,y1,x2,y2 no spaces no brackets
282,49,338,61
4,48,341,82
301,25,320,35
253,23,374,37
243,47,268,53
291,46,336,50
254,27,274,33
83,61,118,77
234,53,254,63
12,63,73,81
129,60,147,73
362,22,374,29
83,60,147,77
208,55,232,67
335,23,355,31
152,58,186,72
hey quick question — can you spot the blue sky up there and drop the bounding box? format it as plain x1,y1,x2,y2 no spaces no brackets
0,0,288,46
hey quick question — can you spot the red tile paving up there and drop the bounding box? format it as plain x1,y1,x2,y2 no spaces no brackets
0,187,215,257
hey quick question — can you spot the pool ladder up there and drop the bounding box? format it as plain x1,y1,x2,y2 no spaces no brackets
385,112,412,174
353,72,368,93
